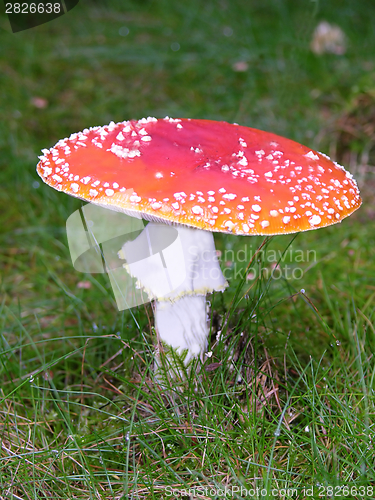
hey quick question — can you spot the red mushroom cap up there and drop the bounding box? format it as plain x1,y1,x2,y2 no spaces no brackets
37,117,361,235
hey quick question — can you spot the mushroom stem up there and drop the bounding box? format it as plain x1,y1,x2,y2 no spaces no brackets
154,295,209,372
120,222,228,377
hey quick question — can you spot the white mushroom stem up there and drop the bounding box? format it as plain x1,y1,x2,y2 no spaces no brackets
154,296,210,367
119,222,228,375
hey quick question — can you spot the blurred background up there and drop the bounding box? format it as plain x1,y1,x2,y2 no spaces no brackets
2,0,375,163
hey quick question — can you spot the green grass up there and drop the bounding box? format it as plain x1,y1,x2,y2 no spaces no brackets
1,0,375,498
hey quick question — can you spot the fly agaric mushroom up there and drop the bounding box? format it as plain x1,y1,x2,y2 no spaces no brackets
36,117,361,377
